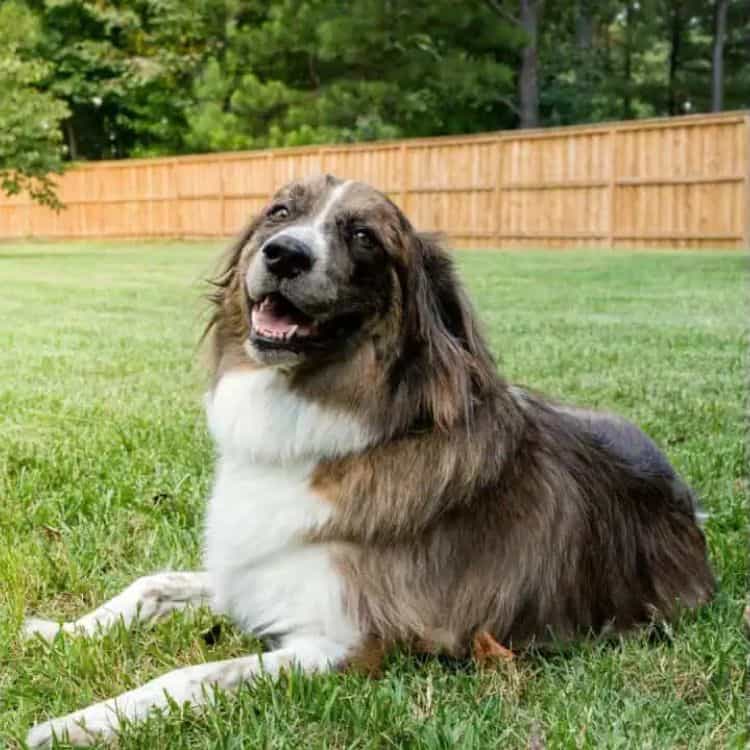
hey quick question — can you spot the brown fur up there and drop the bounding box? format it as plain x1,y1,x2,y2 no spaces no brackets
344,636,390,676
206,175,715,660
472,632,515,664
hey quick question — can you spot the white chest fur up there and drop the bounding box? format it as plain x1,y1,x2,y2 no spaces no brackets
206,368,374,464
203,368,369,646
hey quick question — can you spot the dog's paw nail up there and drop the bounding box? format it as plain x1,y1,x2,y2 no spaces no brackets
23,618,62,642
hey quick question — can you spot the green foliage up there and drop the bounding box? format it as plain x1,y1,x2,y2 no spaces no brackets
0,1,69,208
540,0,750,125
1,0,749,205
183,0,517,151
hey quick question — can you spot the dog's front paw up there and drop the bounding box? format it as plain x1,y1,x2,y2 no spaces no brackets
27,710,117,748
26,720,63,749
22,618,63,643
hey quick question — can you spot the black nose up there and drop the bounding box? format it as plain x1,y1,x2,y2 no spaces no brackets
262,236,313,279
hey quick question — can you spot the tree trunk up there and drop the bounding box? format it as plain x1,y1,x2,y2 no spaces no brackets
711,0,729,112
575,0,594,104
603,17,612,76
64,119,78,161
519,0,543,128
623,2,633,119
667,2,683,115
576,0,594,50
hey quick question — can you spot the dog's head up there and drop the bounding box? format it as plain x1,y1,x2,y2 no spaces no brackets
240,175,401,366
208,174,496,431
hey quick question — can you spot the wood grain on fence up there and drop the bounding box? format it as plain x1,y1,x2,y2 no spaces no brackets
1,111,747,249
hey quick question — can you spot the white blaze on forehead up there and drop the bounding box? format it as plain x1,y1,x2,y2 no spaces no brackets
262,179,353,263
312,179,353,231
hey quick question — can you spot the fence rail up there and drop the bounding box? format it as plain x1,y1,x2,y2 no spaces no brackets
1,111,748,249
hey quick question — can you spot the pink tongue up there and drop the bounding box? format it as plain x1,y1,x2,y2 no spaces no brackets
251,298,317,339
252,305,297,336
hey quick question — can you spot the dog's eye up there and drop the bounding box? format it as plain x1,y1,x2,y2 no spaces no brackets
268,205,290,220
352,227,375,244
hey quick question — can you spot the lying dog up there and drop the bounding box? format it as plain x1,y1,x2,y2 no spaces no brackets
25,175,715,747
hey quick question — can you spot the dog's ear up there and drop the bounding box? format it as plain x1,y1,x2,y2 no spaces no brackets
202,215,262,370
397,232,496,431
207,217,260,311
411,232,495,370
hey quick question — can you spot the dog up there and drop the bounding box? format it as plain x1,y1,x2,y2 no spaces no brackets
24,175,715,747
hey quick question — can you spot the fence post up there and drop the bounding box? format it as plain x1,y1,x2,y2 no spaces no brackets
170,158,182,238
400,142,409,212
493,135,503,247
744,114,750,250
218,158,226,237
267,150,276,201
608,127,617,247
25,197,32,239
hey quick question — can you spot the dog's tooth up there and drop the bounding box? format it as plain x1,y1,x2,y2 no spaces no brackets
288,325,298,339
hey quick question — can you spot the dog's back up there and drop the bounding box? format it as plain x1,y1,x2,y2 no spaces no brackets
551,401,704,519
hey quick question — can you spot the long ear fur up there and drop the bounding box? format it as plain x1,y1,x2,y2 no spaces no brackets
393,232,499,432
201,217,261,372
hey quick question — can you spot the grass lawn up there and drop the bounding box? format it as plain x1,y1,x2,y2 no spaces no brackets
0,241,746,749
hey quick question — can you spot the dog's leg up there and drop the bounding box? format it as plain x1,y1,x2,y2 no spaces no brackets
26,636,349,748
23,571,212,642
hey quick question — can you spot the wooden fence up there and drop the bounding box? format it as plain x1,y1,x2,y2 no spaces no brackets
1,111,748,249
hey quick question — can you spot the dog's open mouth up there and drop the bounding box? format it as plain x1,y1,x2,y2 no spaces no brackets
249,292,362,353
251,293,319,343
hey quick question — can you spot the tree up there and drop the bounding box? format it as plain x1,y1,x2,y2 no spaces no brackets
576,0,594,49
184,0,519,150
712,0,729,110
665,0,685,115
0,1,69,207
483,0,546,128
3,0,749,201
518,0,544,128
